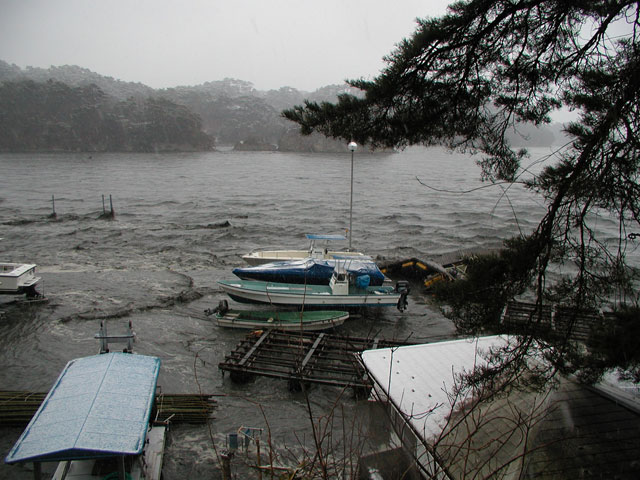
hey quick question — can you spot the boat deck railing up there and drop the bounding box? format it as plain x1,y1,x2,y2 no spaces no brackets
95,320,135,353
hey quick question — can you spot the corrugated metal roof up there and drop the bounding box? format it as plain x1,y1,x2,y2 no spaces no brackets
360,335,508,441
361,336,640,479
5,352,160,464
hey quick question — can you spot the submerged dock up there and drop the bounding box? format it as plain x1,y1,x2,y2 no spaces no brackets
219,330,414,393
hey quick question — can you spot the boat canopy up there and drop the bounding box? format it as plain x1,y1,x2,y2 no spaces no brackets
0,263,37,276
305,234,347,241
5,352,160,465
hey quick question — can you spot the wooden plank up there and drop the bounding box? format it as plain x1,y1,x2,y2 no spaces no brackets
300,333,325,370
238,330,271,366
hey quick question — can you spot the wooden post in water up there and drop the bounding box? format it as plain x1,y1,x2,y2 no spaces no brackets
221,452,232,480
49,195,57,220
256,438,262,480
100,194,115,220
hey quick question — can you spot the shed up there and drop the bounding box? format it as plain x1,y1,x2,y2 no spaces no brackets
5,352,161,479
359,336,640,479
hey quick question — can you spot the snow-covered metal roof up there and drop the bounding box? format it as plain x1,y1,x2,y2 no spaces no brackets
5,352,160,465
360,335,509,441
361,336,640,479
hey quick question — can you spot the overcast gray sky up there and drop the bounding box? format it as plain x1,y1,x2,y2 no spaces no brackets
0,0,452,91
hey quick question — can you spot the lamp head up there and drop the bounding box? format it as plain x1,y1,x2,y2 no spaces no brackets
348,141,357,152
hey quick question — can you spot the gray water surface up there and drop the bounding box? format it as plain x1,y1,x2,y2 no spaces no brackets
0,146,552,478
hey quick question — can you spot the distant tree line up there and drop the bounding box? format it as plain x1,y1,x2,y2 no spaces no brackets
0,61,567,152
0,79,213,152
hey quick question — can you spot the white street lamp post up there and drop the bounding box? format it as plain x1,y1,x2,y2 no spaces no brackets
348,141,357,250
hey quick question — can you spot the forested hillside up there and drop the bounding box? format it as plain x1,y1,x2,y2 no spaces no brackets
0,61,566,152
0,79,213,152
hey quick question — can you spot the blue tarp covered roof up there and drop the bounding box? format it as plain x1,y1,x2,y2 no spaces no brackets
5,352,160,464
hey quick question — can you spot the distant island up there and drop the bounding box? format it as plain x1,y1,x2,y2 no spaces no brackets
0,61,568,153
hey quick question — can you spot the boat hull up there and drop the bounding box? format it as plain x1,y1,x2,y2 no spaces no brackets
0,263,41,295
216,309,349,331
218,279,403,308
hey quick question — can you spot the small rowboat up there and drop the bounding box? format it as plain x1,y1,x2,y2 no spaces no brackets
206,301,349,331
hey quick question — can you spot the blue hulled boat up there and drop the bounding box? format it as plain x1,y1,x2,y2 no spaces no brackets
232,257,387,286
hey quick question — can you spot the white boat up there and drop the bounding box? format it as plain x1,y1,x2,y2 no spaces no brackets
0,263,41,297
242,234,369,265
4,352,166,480
218,269,410,311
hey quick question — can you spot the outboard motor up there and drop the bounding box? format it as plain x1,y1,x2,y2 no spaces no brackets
395,281,410,312
205,299,229,316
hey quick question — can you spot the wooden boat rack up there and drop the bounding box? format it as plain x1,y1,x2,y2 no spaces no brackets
0,391,218,427
219,330,413,394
